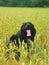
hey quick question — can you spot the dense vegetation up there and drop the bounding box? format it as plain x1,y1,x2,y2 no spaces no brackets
0,0,49,7
0,7,49,65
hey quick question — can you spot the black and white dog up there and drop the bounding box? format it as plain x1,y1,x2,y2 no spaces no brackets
7,22,36,60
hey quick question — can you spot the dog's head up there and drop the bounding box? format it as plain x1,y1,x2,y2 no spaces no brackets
21,22,36,38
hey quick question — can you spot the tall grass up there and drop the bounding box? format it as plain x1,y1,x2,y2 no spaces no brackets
0,7,49,65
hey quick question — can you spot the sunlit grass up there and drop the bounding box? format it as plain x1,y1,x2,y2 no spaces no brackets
0,7,49,65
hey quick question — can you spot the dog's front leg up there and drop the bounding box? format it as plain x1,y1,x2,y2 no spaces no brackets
27,43,30,52
16,38,20,48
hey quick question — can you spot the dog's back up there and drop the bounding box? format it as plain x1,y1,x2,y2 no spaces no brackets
10,35,15,42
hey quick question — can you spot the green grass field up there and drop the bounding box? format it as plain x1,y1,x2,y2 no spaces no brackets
0,7,49,65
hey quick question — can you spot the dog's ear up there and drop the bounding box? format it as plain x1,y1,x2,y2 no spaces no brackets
21,22,26,30
29,22,34,28
32,25,36,37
